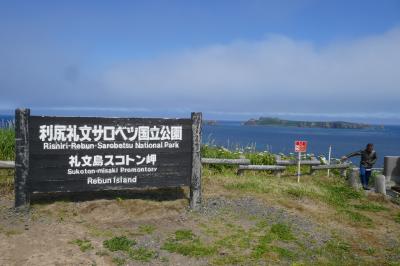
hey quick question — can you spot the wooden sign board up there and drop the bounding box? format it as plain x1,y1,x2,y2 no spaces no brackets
14,109,202,209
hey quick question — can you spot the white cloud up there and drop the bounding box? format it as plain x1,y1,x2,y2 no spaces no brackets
1,27,400,122
103,27,400,114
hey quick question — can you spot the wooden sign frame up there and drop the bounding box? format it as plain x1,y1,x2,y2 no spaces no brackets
14,109,202,210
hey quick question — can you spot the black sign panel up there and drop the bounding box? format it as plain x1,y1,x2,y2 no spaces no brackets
28,116,192,193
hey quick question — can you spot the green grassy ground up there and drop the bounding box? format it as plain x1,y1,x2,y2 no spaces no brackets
1,136,400,265
1,165,400,265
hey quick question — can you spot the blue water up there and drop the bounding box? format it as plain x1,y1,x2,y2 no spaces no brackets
203,121,400,167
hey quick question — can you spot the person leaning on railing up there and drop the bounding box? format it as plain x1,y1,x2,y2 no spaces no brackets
341,143,377,190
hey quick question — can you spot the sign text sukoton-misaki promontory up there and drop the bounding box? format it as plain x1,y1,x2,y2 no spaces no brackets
14,109,203,210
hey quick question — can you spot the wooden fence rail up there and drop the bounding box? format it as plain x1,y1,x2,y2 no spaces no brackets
276,159,321,166
201,158,250,165
310,163,351,177
0,161,15,169
237,165,286,177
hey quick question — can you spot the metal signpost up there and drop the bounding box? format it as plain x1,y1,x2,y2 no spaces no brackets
295,140,307,183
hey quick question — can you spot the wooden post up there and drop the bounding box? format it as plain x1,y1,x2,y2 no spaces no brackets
14,108,30,209
310,168,315,176
348,168,360,190
190,112,202,210
340,169,347,178
375,174,386,195
275,170,281,178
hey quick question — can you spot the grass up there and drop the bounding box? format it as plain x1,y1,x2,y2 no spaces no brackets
249,223,296,261
103,235,157,262
395,213,400,224
201,145,275,172
162,230,217,257
339,209,373,225
0,225,22,236
0,128,15,195
204,165,393,230
224,181,271,193
162,238,217,257
0,128,14,161
112,257,126,266
285,186,317,199
1,142,399,264
270,223,295,241
168,217,303,265
103,236,136,252
174,229,195,241
251,233,274,259
128,247,157,262
201,167,400,264
70,238,93,252
138,224,156,234
0,169,14,195
353,202,389,212
214,227,253,250
318,237,353,263
318,181,363,208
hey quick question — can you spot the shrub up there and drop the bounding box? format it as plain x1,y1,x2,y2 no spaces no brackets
245,152,275,165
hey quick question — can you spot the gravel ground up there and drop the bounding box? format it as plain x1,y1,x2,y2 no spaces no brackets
199,196,332,249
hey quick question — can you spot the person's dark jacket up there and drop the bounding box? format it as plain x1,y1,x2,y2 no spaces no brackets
346,149,377,168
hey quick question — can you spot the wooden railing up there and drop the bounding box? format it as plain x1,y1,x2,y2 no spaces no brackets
0,161,14,169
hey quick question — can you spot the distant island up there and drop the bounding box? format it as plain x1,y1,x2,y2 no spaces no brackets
203,120,218,126
244,117,378,129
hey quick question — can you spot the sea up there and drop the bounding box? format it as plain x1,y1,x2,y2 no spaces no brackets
203,121,400,167
1,115,398,167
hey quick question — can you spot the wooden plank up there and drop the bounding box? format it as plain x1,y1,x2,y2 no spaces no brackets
14,108,30,208
0,161,15,169
311,163,351,177
311,163,351,170
276,159,321,166
201,158,250,165
238,165,286,170
237,164,286,177
190,112,202,210
352,167,383,171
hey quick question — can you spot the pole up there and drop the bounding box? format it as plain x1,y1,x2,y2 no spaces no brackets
15,108,30,209
327,145,332,177
190,112,202,210
297,151,301,183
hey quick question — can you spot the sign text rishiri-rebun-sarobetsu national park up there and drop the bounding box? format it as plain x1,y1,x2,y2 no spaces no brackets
14,109,202,210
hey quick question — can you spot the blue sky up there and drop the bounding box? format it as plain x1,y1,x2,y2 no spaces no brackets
1,0,400,123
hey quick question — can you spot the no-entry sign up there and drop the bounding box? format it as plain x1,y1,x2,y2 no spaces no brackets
295,141,307,153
